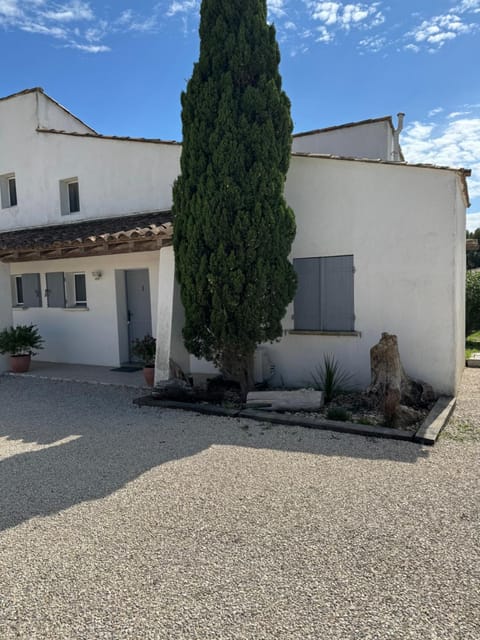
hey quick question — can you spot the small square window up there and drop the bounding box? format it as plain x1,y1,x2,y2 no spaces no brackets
60,178,80,215
1,173,18,208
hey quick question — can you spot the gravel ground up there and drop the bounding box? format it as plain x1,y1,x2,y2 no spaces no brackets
0,375,479,640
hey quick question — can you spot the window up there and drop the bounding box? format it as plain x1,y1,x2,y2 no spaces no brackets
73,273,87,307
45,271,87,308
8,177,17,206
293,255,355,332
11,273,42,308
0,173,18,208
60,178,80,215
12,275,24,306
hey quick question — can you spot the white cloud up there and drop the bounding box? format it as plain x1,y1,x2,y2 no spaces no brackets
0,0,155,52
310,1,340,25
455,0,480,13
67,42,110,53
358,33,385,51
406,12,477,51
42,1,93,22
402,116,480,201
268,0,285,18
166,0,198,17
307,1,385,45
448,110,471,118
428,107,444,117
467,212,480,231
0,0,22,18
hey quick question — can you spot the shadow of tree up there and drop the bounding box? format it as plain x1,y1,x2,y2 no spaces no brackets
0,377,428,533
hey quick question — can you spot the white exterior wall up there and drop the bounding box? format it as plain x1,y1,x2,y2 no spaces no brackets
11,251,160,367
183,156,464,395
0,263,13,372
453,180,467,390
292,120,394,161
256,156,464,395
0,92,181,232
36,92,94,133
154,246,190,382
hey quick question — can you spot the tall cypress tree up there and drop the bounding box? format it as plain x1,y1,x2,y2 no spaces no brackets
172,0,296,398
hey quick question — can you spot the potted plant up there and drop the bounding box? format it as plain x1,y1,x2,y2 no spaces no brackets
131,334,156,387
0,324,44,373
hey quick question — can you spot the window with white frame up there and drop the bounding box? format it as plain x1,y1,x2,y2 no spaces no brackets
45,271,88,308
0,173,18,208
59,178,80,215
10,273,42,308
293,255,355,332
12,275,24,306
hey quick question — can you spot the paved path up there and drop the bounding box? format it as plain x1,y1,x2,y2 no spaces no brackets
0,375,478,640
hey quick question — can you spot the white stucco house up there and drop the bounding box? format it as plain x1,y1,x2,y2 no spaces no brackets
0,87,470,395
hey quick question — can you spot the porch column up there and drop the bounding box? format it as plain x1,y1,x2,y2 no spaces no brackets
0,263,13,373
155,246,190,384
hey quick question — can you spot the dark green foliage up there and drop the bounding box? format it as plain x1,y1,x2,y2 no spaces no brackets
131,335,156,366
466,271,480,335
172,0,296,397
311,354,353,404
0,324,44,356
326,407,351,422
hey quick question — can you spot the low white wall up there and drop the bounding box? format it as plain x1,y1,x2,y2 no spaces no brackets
11,251,160,367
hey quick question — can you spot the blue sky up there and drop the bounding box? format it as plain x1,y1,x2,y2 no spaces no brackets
1,0,479,226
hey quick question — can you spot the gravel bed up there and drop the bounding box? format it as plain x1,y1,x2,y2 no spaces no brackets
442,367,480,441
0,375,479,640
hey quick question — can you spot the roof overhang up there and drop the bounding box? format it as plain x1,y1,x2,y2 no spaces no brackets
0,211,172,263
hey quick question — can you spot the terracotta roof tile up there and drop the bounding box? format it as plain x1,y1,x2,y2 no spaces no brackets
0,211,172,251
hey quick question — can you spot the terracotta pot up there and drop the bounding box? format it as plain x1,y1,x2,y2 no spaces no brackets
143,366,155,387
10,354,31,373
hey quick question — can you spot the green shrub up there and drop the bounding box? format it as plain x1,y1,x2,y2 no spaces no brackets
466,271,480,335
311,354,353,404
326,407,351,422
131,335,156,366
0,324,44,356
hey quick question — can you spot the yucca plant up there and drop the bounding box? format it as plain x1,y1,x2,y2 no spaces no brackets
312,354,352,404
0,324,44,356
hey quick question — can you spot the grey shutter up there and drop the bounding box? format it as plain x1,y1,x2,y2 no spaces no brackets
321,255,354,331
293,258,321,330
22,273,42,308
46,272,65,308
10,276,17,305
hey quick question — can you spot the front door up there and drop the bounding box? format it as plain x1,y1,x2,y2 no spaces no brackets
125,269,152,362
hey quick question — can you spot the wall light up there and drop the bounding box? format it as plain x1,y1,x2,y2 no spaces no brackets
92,270,103,280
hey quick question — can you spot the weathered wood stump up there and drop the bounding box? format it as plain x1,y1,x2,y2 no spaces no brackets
366,332,435,427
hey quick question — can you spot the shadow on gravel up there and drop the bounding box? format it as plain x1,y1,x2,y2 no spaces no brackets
0,377,429,532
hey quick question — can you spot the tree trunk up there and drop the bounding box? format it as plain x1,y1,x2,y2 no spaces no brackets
366,332,435,426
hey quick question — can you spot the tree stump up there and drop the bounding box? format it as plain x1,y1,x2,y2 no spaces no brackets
366,332,435,427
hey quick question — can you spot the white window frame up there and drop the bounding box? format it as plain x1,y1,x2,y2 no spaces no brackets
65,271,88,308
13,275,24,306
60,177,80,215
0,172,17,209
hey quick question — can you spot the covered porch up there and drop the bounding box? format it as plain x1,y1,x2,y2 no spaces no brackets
0,211,189,384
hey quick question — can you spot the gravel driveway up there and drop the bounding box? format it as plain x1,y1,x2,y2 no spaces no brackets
0,375,479,640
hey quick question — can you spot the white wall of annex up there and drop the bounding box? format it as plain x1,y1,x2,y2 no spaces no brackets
11,251,160,367
258,156,464,395
292,120,394,161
